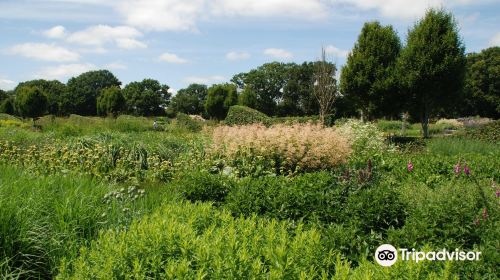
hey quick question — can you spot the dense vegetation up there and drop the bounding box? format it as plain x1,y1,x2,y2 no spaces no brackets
0,113,498,279
0,7,498,280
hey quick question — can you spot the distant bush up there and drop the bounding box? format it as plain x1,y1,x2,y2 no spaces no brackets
224,105,270,126
0,113,19,121
58,202,337,279
435,118,463,129
465,120,500,143
175,113,202,132
0,119,29,129
210,123,351,175
376,119,410,131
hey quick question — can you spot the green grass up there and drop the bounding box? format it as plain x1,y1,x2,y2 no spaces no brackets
0,165,180,278
426,137,500,156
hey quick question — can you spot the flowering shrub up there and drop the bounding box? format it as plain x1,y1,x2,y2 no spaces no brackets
0,119,30,129
336,119,388,163
209,123,351,175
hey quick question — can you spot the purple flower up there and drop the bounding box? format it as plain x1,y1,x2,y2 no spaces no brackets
496,189,500,198
407,161,413,172
463,162,470,176
454,162,461,175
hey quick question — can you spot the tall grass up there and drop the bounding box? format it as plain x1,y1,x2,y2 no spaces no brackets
426,137,500,156
0,165,179,278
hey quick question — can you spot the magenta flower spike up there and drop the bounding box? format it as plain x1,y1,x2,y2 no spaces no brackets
463,162,470,176
496,189,500,198
454,161,461,175
407,161,413,172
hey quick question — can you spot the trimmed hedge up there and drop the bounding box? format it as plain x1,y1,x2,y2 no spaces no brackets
465,120,500,143
224,105,270,126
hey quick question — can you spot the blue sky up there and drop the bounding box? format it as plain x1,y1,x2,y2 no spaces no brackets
1,0,499,93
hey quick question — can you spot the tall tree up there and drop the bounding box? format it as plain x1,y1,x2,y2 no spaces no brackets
205,83,237,120
231,62,293,116
14,86,47,124
398,9,466,137
15,79,67,115
462,47,500,118
281,62,321,116
97,86,126,117
122,79,171,116
66,70,121,115
340,21,401,120
313,48,338,124
169,83,207,115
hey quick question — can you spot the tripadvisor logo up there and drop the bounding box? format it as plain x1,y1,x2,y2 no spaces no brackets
374,244,481,267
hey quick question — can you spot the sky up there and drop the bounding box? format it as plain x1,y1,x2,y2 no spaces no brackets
0,0,499,93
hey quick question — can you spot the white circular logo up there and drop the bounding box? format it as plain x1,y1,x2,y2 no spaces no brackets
375,244,398,267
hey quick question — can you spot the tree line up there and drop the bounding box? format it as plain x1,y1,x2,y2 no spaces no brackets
0,9,498,136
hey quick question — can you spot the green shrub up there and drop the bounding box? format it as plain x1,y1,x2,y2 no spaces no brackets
174,170,234,204
465,120,500,143
175,112,202,132
57,202,337,279
224,105,271,126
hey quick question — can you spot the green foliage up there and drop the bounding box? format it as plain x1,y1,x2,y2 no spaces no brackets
465,120,500,143
398,9,466,137
175,112,202,132
14,86,48,120
237,86,258,109
96,86,126,117
224,105,270,126
58,202,336,279
462,47,500,118
122,79,171,116
174,170,233,203
0,98,15,115
204,83,237,120
15,79,67,115
65,70,121,116
169,83,207,115
340,21,401,120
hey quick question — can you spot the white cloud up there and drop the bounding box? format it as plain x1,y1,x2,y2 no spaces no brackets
490,32,500,47
9,43,80,62
167,87,178,95
114,0,329,32
325,45,349,58
104,62,127,70
116,38,147,49
226,51,250,61
116,0,205,32
336,0,489,20
66,25,146,49
159,52,188,64
211,0,328,19
35,63,96,80
264,48,293,60
184,75,225,84
43,25,67,39
0,78,16,90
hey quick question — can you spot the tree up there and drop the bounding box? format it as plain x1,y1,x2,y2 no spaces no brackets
15,79,67,115
313,48,338,124
462,47,500,118
169,83,207,115
340,21,401,120
398,9,466,137
14,86,47,124
0,98,15,115
238,86,258,109
281,62,320,116
122,79,171,116
0,89,7,103
97,86,126,117
66,70,121,115
205,84,237,120
231,62,293,116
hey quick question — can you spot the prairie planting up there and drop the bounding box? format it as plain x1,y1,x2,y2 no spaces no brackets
0,115,497,279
